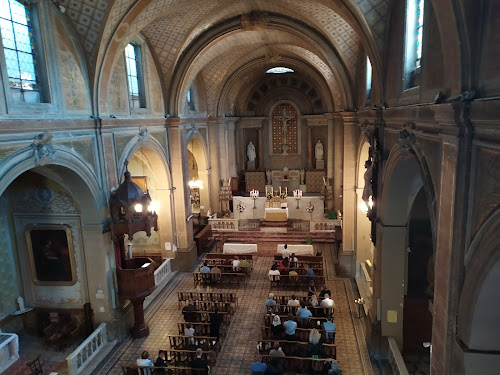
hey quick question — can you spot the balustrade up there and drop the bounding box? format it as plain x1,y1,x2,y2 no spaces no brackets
66,323,109,375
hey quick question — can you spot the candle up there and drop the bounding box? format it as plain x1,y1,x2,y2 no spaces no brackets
286,187,288,195
280,187,282,195
266,187,268,195
271,187,273,195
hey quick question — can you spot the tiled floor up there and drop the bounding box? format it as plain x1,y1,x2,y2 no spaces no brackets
98,242,373,375
4,242,373,375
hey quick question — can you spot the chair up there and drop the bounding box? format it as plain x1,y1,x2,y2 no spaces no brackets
26,354,43,375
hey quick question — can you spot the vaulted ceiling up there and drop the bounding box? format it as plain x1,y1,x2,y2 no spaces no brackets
58,0,392,115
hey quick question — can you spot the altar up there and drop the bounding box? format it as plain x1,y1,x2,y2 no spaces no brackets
264,207,288,221
233,196,324,221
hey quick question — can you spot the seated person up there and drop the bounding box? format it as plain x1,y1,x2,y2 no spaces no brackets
136,350,154,375
232,256,241,272
278,257,290,275
290,253,299,268
310,294,319,307
154,350,168,374
288,267,298,283
305,264,315,279
265,293,278,313
297,301,313,327
239,256,250,274
287,295,300,308
200,261,211,273
283,313,297,341
308,280,317,297
190,348,210,374
264,357,283,375
270,314,284,338
320,293,335,308
210,264,222,282
308,328,322,357
184,323,195,345
269,341,285,357
323,315,337,343
319,285,332,298
182,300,197,322
268,264,281,281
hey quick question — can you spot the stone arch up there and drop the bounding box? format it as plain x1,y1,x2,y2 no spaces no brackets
186,130,211,216
117,135,175,256
377,144,437,347
457,209,500,374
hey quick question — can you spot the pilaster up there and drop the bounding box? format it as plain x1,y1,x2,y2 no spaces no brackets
326,113,335,211
342,113,357,254
208,118,221,212
333,113,344,212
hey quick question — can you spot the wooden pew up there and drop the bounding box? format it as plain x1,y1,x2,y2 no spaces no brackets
257,339,337,359
263,314,329,328
178,322,227,338
165,348,215,366
194,225,213,256
261,355,339,373
167,335,221,355
183,310,231,324
193,300,236,315
193,272,246,287
121,365,205,374
261,326,336,344
206,253,254,261
271,304,334,317
198,264,252,274
177,292,238,308
274,255,323,263
269,274,326,287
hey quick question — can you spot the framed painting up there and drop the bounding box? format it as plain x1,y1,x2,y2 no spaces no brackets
25,225,77,285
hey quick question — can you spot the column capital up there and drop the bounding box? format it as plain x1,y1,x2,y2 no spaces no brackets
340,111,358,124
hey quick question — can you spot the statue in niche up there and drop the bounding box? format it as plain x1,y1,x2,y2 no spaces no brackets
266,169,272,185
362,160,374,206
247,141,256,162
315,140,324,160
300,169,305,185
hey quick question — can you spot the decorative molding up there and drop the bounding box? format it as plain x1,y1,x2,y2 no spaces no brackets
241,11,269,31
265,52,281,64
138,125,149,143
31,133,55,166
397,122,416,152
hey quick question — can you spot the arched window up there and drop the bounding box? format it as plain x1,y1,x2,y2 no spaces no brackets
366,56,372,100
187,86,195,111
404,0,425,88
125,43,145,109
266,67,294,74
0,0,41,103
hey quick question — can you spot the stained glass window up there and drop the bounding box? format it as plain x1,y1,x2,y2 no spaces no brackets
366,56,372,99
415,0,424,68
0,0,38,91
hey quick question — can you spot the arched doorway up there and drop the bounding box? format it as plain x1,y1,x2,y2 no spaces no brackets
378,150,435,371
121,143,174,258
187,133,210,221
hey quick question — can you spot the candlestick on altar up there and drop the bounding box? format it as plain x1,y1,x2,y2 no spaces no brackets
280,187,282,195
250,189,259,209
266,186,268,195
293,189,302,209
285,187,288,196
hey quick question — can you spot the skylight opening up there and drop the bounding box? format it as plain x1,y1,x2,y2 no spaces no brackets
266,67,294,74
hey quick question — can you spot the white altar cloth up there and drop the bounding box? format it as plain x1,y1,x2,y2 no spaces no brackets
223,243,258,254
277,244,314,255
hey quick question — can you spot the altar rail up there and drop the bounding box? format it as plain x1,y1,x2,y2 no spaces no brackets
209,218,239,231
154,258,171,286
310,219,342,232
288,219,310,232
387,337,410,375
66,322,111,375
237,219,260,231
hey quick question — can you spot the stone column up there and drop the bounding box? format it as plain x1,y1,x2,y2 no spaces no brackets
167,119,196,270
217,118,230,180
258,127,263,170
326,113,335,211
342,112,357,255
225,118,237,178
307,126,313,169
208,118,220,213
333,113,344,212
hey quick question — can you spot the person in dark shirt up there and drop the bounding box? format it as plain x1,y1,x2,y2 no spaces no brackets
182,300,197,322
264,357,283,375
154,350,168,374
190,348,210,374
319,285,332,298
210,308,223,339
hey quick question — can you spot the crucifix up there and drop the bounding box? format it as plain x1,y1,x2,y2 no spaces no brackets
275,111,294,155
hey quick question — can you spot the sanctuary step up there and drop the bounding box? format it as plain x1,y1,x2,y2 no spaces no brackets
261,220,289,227
214,230,336,243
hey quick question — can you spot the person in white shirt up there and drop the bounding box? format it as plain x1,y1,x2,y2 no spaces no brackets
232,256,240,272
184,323,195,345
282,244,290,260
268,263,281,281
320,293,335,308
136,350,154,374
287,295,301,307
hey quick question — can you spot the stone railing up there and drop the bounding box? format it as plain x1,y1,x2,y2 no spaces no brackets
208,218,239,231
287,219,310,232
310,219,342,232
355,261,373,316
66,323,110,375
238,219,261,231
387,337,410,375
154,258,171,286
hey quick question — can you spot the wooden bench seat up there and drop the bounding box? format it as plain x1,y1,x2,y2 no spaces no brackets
193,272,246,287
269,274,326,287
165,348,215,366
270,304,334,317
192,300,236,315
177,292,238,308
274,255,323,263
261,354,339,373
177,322,227,338
167,335,221,355
121,364,205,374
183,310,231,323
261,326,336,344
258,339,337,359
206,253,254,261
263,314,330,328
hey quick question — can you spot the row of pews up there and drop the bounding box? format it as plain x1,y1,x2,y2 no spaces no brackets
258,254,342,373
192,253,255,287
122,292,238,374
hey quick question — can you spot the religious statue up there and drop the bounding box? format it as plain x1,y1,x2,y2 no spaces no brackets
315,140,323,160
266,169,272,185
362,160,374,206
17,296,25,312
300,169,305,185
247,141,256,162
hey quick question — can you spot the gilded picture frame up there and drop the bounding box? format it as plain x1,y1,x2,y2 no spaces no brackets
25,225,77,286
